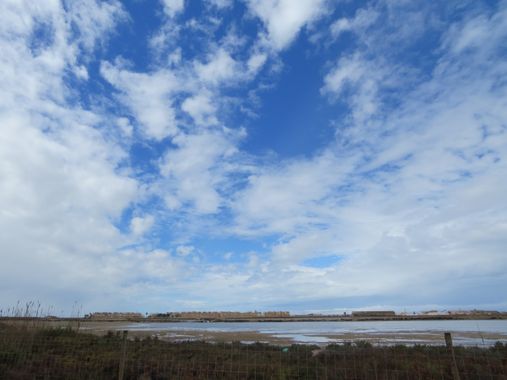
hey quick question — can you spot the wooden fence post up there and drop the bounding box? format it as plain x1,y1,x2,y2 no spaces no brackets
444,332,461,380
118,330,128,380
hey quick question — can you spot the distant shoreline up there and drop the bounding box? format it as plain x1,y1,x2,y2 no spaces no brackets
2,314,507,323
3,318,507,346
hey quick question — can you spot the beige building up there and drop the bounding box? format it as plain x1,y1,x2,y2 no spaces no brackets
86,312,143,320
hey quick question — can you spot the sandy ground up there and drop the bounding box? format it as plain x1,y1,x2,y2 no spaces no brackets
74,321,507,346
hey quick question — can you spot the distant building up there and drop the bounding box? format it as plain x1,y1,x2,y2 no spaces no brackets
351,311,396,318
148,311,290,319
86,312,143,320
448,310,500,316
263,311,290,318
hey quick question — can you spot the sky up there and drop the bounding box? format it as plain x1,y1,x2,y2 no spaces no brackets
1,0,506,315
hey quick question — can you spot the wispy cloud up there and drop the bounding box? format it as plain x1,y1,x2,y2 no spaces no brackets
1,0,506,313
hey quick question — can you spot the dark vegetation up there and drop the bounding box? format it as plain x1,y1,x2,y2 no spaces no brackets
1,322,506,379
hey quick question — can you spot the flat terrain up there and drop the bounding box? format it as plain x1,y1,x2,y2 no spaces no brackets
42,320,507,346
1,322,507,379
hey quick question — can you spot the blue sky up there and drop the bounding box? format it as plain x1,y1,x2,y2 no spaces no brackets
1,0,507,315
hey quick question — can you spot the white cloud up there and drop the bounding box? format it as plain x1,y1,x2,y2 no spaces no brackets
0,1,122,112
0,0,151,311
161,0,185,18
176,245,195,256
330,18,351,37
116,117,133,137
168,48,182,66
330,7,379,39
130,215,155,237
246,0,329,50
181,91,218,126
194,48,240,86
322,54,367,95
269,230,340,264
321,53,390,125
233,151,357,235
74,65,89,80
207,0,233,9
442,4,507,55
247,52,268,75
160,130,241,214
221,0,507,307
1,0,506,313
65,0,127,52
101,62,180,140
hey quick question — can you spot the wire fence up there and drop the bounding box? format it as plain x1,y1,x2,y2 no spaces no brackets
1,323,506,379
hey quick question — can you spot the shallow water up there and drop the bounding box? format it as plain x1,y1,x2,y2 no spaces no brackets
121,320,507,346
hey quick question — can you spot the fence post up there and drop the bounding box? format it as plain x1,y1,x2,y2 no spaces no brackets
444,332,460,380
118,330,128,380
